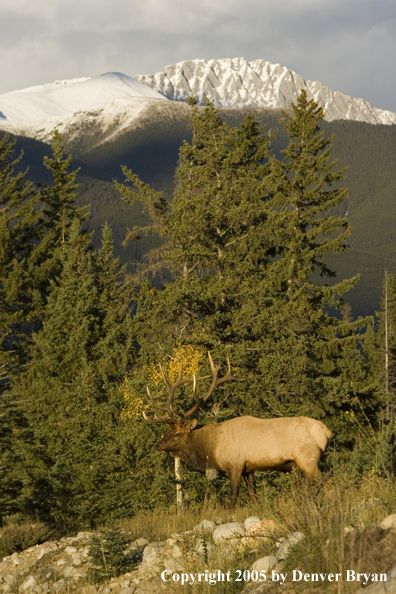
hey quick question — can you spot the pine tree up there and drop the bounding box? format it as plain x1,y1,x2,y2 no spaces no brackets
0,134,43,521
117,101,280,375
253,90,376,433
117,93,378,452
22,221,137,527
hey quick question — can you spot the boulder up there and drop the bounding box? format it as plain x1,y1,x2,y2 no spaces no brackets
277,532,305,560
245,519,280,538
250,556,278,572
244,516,261,531
212,522,245,544
380,514,396,530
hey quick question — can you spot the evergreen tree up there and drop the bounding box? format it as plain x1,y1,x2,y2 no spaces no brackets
367,272,396,419
117,93,378,451
22,221,136,527
0,134,43,521
251,90,376,433
117,101,280,379
32,129,90,315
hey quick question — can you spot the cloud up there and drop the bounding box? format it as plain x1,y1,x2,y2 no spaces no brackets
0,0,395,112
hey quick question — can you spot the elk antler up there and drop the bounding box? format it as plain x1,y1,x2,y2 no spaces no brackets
143,352,241,424
181,353,241,420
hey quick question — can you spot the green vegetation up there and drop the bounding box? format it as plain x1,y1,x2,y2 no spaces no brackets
1,95,396,594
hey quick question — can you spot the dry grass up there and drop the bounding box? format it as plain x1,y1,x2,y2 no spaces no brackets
115,471,396,593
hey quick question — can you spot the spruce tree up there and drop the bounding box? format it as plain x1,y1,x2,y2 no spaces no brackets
22,221,136,527
0,134,43,520
117,101,279,376
253,90,376,433
117,93,378,451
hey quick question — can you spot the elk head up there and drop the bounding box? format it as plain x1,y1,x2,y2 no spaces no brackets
143,352,240,453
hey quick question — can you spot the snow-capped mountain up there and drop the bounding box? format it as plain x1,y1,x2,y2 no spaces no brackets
0,59,395,147
136,57,396,126
0,72,167,124
0,72,168,144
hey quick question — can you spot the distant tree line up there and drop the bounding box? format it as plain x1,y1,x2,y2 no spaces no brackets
0,92,394,529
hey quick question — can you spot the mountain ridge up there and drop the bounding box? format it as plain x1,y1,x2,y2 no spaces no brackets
135,57,396,126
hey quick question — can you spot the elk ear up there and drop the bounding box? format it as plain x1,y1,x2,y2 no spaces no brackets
186,419,197,432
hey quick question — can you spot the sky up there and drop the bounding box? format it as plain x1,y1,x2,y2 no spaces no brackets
1,0,395,113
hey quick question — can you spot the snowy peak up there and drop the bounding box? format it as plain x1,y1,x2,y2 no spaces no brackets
135,58,396,125
0,72,167,124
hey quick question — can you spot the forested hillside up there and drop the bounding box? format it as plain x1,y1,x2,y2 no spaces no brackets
3,92,396,534
11,102,396,318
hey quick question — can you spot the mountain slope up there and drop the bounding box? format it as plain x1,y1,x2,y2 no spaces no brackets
0,72,167,124
136,57,396,125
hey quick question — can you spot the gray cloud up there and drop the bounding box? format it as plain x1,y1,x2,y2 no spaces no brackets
0,0,395,112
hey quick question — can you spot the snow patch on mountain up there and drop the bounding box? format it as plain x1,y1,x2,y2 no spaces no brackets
135,58,396,125
0,72,167,124
0,96,165,146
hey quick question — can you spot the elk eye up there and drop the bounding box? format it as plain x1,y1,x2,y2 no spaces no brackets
175,432,181,437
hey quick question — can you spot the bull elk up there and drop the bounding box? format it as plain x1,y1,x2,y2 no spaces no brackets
143,353,332,507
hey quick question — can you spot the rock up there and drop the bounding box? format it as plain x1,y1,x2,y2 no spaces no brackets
195,538,214,557
380,514,396,530
277,532,305,560
77,532,93,539
4,577,16,586
250,556,278,572
65,546,78,555
18,575,37,593
212,522,245,544
240,537,263,549
244,517,261,531
37,542,58,559
38,567,56,580
193,520,216,532
245,519,280,538
52,581,67,593
62,564,74,578
134,538,150,548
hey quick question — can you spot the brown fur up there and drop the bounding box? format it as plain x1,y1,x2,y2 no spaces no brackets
157,415,332,507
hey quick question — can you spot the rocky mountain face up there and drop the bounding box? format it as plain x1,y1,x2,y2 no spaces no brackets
136,57,396,125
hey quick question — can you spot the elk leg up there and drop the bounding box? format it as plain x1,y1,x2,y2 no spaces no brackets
295,454,321,481
243,472,258,505
229,468,242,508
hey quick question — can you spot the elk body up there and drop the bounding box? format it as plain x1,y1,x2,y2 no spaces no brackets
144,354,332,507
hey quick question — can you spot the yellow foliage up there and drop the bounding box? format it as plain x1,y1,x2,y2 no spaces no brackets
121,344,205,419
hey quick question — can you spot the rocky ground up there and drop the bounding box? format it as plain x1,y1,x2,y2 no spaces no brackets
2,514,396,593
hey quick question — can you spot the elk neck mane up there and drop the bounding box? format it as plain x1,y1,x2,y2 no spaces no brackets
176,424,213,472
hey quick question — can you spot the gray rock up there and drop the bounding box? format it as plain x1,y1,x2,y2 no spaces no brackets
193,520,216,532
76,531,93,539
277,532,305,560
65,546,78,555
244,517,261,531
250,556,278,573
62,565,74,578
4,576,16,586
380,514,396,530
19,575,38,593
212,522,245,544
